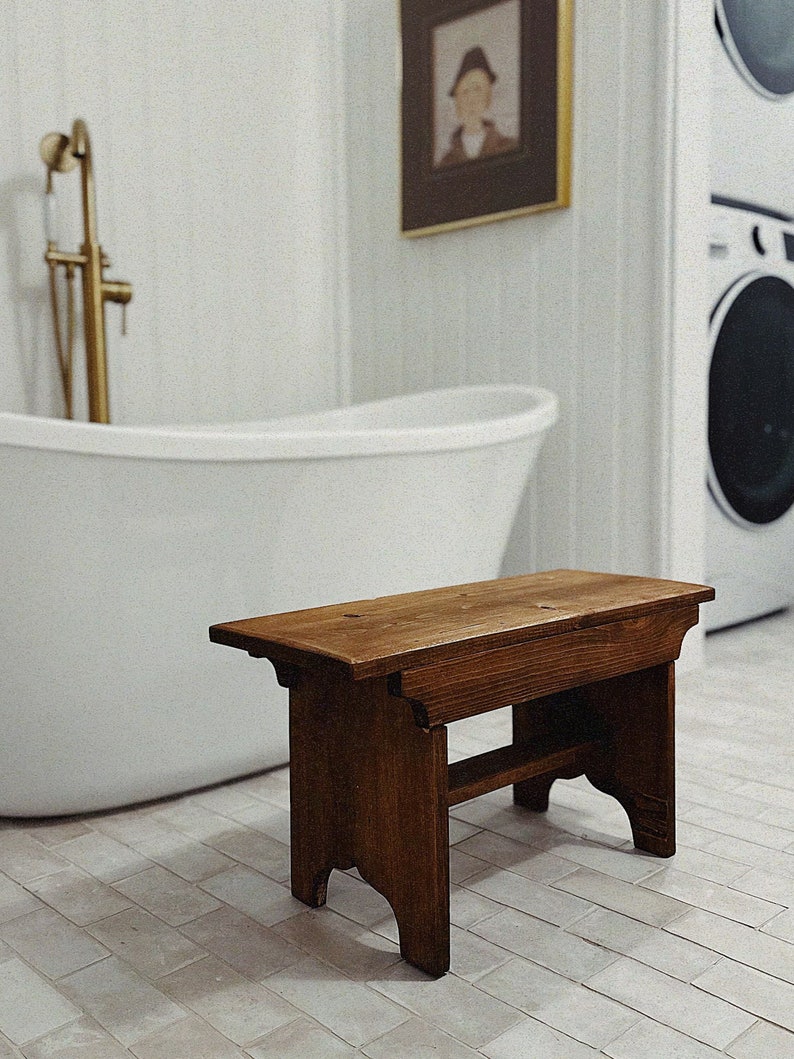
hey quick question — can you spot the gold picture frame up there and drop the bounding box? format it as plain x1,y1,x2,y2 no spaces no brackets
400,0,573,237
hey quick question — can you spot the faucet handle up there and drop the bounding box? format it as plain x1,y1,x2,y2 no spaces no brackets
103,280,132,305
103,279,132,336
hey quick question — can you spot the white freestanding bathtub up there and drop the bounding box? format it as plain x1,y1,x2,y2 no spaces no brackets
0,385,557,816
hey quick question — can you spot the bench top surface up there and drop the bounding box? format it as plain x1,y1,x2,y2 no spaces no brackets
210,569,714,680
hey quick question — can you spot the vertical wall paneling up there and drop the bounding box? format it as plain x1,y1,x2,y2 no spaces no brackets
1,0,343,424
341,1,682,584
330,0,354,405
658,0,711,665
0,4,25,410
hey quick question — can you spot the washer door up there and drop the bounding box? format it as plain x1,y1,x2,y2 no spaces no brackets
709,271,794,525
716,0,794,98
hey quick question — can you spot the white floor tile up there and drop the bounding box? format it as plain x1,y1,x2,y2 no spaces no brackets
701,836,794,879
762,907,794,943
668,907,794,983
531,836,666,883
248,1017,356,1057
368,963,523,1049
692,957,794,1032
324,869,396,927
58,956,186,1048
480,1016,601,1057
197,865,303,926
448,884,504,929
569,906,720,982
679,806,793,851
265,956,410,1048
726,1019,794,1059
133,829,236,883
55,830,155,884
0,874,41,926
665,845,753,885
728,867,794,906
25,868,131,927
180,905,305,980
477,957,640,1049
159,954,298,1046
585,956,757,1048
447,924,514,982
640,866,784,927
0,907,108,980
272,907,402,981
603,1017,727,1058
0,958,80,1046
0,1036,19,1058
471,907,617,980
453,830,578,884
551,866,689,927
361,1016,480,1058
129,1013,244,1059
201,826,290,884
463,867,593,927
732,780,794,813
20,1015,130,1058
112,865,221,925
0,832,70,885
85,905,206,979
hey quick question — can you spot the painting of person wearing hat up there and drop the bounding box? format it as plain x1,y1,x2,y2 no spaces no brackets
438,45,519,168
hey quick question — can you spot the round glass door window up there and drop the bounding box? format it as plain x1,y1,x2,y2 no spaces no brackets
709,273,794,525
716,0,794,98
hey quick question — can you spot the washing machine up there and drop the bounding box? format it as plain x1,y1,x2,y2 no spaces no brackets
706,198,794,630
711,0,794,213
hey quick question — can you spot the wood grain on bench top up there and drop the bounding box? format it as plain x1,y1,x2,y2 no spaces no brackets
209,569,714,681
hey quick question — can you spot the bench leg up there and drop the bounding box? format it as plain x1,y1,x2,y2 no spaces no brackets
512,692,589,811
511,670,676,857
289,672,355,907
289,671,451,976
583,663,676,857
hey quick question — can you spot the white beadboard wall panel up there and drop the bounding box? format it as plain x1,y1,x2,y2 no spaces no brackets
341,0,682,580
660,0,711,593
2,1,67,421
1,0,342,424
0,4,24,409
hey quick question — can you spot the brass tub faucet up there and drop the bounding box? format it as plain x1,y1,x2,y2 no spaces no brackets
40,119,132,423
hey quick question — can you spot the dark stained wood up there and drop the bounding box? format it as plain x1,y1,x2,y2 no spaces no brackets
288,665,450,975
513,691,596,811
209,569,714,680
581,663,678,857
447,737,598,807
210,569,713,976
396,607,700,727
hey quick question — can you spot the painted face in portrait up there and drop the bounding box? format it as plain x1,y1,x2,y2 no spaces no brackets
453,68,493,134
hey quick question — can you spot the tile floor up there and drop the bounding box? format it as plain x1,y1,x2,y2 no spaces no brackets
1,609,792,1057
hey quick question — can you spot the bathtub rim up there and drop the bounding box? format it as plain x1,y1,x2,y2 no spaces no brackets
0,385,558,461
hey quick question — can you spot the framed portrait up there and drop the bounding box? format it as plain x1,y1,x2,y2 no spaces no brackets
400,0,573,236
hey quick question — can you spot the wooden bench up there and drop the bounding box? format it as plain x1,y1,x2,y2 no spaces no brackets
210,569,714,976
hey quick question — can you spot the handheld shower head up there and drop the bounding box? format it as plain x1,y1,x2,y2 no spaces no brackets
39,131,79,175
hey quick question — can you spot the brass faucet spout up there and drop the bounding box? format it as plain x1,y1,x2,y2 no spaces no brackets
70,119,98,249
40,119,131,424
